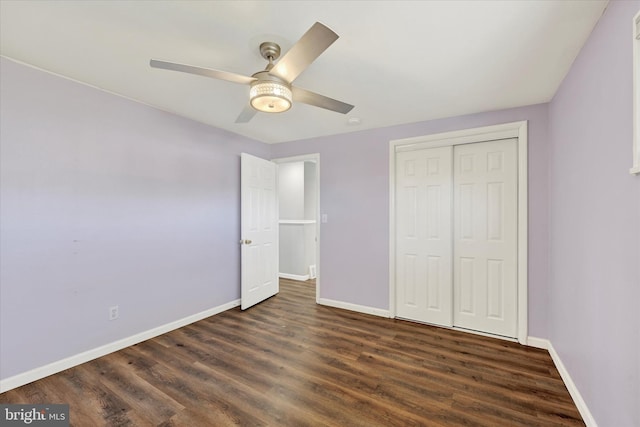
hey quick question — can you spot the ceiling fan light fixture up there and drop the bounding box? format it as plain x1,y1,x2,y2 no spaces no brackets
250,81,292,113
151,23,354,123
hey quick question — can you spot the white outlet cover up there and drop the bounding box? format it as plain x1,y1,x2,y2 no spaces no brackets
109,306,119,320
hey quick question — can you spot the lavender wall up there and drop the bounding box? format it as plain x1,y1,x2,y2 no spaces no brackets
548,1,640,425
0,57,269,380
271,103,550,338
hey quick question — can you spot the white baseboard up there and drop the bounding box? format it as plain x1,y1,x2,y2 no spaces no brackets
0,299,240,393
526,337,597,427
526,336,549,349
547,341,597,427
317,298,390,318
279,273,310,281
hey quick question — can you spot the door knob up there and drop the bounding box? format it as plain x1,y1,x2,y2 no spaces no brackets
243,239,252,245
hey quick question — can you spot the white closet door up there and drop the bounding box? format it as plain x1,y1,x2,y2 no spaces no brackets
453,139,518,337
395,146,453,326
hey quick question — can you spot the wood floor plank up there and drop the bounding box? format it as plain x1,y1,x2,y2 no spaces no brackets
1,278,584,426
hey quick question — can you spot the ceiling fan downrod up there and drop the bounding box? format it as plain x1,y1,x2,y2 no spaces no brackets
259,41,281,71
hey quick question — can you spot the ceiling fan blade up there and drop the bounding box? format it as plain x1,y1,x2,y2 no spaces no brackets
235,105,258,123
150,59,256,85
269,22,339,83
292,86,354,114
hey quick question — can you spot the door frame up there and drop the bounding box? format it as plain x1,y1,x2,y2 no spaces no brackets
389,121,528,344
272,153,321,304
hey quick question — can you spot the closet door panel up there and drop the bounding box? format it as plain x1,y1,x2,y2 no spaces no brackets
453,139,518,338
395,147,453,326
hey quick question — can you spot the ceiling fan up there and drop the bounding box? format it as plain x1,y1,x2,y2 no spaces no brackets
150,22,354,123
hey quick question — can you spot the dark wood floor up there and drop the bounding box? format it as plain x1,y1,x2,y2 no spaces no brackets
1,279,584,426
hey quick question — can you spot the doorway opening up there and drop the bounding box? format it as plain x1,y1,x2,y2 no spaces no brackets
273,154,320,304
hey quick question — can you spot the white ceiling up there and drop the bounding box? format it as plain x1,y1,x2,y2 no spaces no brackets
0,1,608,144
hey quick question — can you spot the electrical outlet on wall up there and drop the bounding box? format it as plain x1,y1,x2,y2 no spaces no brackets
109,305,119,320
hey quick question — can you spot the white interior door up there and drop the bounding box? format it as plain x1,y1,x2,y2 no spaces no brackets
241,153,279,310
453,139,518,337
395,146,453,326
